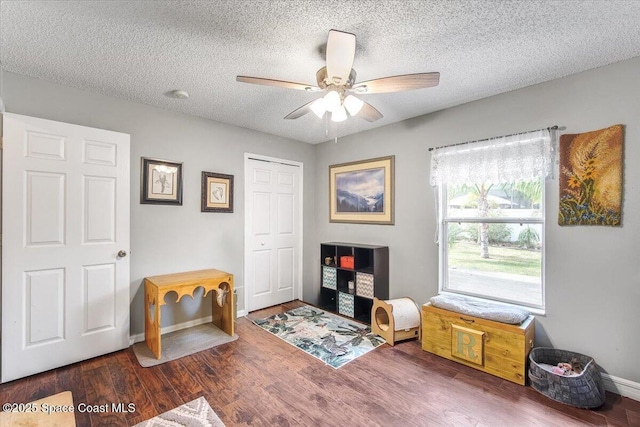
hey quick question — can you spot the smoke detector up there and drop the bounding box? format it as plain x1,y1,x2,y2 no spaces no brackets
168,90,189,99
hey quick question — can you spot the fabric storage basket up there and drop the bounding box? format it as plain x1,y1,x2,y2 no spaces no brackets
528,347,605,408
338,292,355,318
355,272,374,298
322,266,337,290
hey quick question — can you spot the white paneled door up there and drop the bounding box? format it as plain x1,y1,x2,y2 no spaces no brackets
245,155,302,311
1,113,130,383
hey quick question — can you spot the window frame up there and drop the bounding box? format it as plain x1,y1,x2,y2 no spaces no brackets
437,180,546,312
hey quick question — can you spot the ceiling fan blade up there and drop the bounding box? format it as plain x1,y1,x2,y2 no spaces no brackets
284,99,319,119
325,30,356,85
352,72,440,94
358,101,383,122
236,76,320,91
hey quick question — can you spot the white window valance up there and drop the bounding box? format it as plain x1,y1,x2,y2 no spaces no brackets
430,129,555,186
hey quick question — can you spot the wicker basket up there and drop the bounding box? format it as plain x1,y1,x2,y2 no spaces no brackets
528,347,605,408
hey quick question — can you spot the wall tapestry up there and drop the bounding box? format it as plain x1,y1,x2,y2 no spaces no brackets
559,124,623,226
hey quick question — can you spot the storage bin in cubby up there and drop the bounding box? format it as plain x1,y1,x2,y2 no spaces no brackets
338,292,355,318
322,266,337,290
356,272,374,298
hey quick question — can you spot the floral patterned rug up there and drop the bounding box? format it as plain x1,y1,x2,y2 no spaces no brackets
252,304,385,369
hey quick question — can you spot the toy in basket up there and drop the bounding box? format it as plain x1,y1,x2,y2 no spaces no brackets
371,297,421,345
528,347,606,408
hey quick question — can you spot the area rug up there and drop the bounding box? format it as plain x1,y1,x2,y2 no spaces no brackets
134,397,224,426
132,323,238,367
252,304,385,368
0,391,76,427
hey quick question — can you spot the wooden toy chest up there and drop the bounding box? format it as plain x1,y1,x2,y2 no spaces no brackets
422,303,535,385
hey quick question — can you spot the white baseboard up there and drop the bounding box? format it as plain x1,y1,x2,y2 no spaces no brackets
602,373,640,402
129,311,247,345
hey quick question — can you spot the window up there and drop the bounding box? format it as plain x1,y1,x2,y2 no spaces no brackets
430,129,555,310
440,178,544,308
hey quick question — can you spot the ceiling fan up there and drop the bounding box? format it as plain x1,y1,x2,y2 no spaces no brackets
236,29,440,123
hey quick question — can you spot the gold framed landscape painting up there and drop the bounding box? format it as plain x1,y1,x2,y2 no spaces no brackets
329,156,394,225
202,171,234,213
558,124,623,226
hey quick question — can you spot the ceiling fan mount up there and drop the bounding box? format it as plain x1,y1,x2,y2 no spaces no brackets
315,66,357,90
237,30,440,123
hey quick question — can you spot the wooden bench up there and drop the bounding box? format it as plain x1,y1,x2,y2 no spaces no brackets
422,303,535,385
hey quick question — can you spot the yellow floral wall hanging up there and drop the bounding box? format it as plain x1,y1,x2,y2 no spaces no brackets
559,124,623,226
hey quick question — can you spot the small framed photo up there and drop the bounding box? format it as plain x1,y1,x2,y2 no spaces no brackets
140,157,183,205
201,172,234,213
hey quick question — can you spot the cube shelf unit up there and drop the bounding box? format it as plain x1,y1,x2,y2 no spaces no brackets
320,242,389,324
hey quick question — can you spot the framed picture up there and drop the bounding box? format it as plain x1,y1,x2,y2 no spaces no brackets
140,157,183,205
329,155,394,224
201,172,234,213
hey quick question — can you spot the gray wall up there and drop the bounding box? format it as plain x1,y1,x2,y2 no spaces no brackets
314,56,640,383
2,72,317,337
3,56,639,384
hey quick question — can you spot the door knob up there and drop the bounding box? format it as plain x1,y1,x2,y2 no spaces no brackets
118,250,127,258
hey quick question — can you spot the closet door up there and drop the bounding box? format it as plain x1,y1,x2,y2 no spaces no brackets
244,155,302,311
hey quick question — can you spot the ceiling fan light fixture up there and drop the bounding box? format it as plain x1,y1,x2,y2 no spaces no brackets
331,105,347,122
235,29,439,125
323,90,341,112
310,98,327,118
344,95,364,116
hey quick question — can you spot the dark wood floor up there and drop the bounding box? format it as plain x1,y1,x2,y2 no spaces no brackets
1,300,639,426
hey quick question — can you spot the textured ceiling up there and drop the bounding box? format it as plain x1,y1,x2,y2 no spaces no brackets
1,1,640,144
